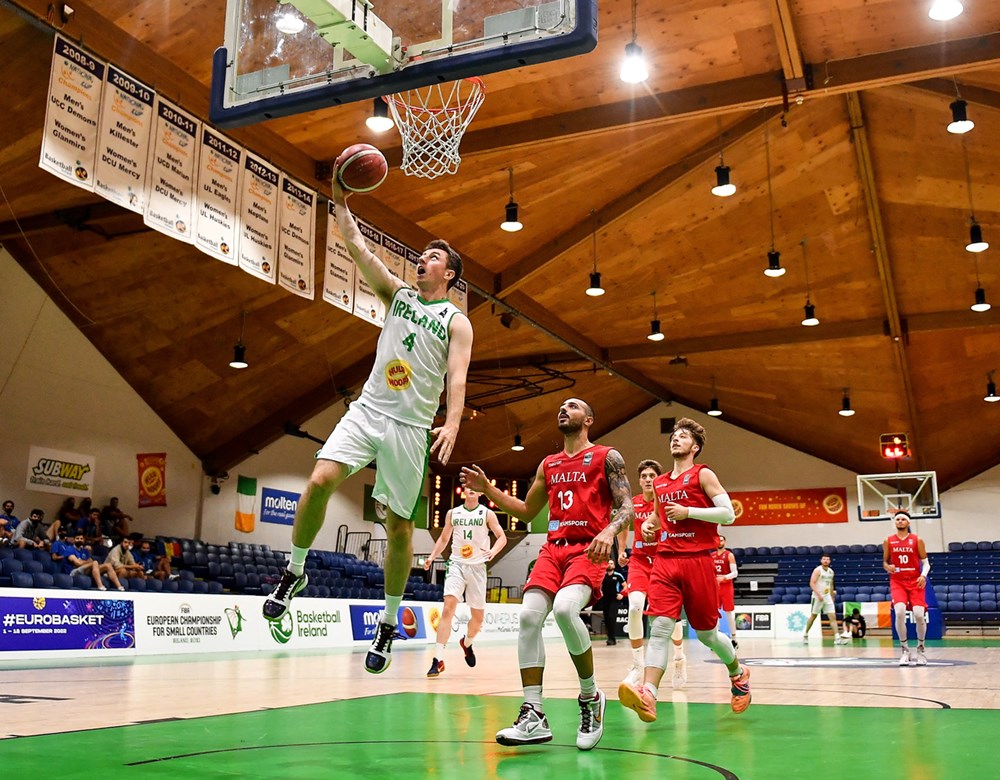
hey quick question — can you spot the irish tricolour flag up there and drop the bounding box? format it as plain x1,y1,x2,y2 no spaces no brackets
235,474,257,533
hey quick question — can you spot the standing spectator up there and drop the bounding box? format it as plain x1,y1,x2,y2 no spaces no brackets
50,497,80,541
601,561,625,645
106,537,145,580
1,499,20,543
11,509,47,549
101,496,125,527
112,514,132,541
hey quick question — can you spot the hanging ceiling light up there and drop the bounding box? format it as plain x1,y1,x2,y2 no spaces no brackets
511,433,525,452
800,238,819,326
500,167,523,232
365,97,394,132
985,372,1000,403
647,291,665,341
961,139,988,253
928,0,964,21
586,211,605,296
838,388,855,417
762,123,785,277
712,163,735,197
947,99,974,135
707,375,722,417
229,310,249,369
971,287,991,313
620,0,648,83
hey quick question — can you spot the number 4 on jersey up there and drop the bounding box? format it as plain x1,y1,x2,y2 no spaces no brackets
401,333,416,352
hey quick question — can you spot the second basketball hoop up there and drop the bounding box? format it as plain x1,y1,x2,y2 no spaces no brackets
385,77,486,179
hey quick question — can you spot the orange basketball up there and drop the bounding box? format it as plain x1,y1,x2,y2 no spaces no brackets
400,606,418,638
335,143,388,193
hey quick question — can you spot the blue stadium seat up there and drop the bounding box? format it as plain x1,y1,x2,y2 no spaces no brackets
731,547,745,557
128,577,147,592
11,571,33,588
795,546,810,555
980,583,996,593
207,561,221,580
948,542,963,552
206,581,223,594
796,593,811,604
772,586,786,597
836,545,850,555
782,546,796,555
31,572,55,588
24,559,44,574
146,578,163,592
964,583,980,592
177,580,195,593
981,599,998,612
946,600,964,611
977,542,993,551
52,573,74,589
13,549,33,563
743,547,758,557
757,546,771,556
962,542,977,551
848,544,863,554
993,542,1000,551
808,546,823,556
162,579,180,593
179,569,195,582
192,581,209,594
233,572,248,592
862,544,879,554
822,545,836,555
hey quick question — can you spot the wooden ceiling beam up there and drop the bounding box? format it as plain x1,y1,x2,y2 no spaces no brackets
768,0,806,85
376,34,1000,167
845,91,922,467
908,79,1000,111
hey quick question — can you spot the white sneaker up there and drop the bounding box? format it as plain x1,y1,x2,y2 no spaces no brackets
576,690,606,751
899,648,911,666
496,703,553,746
671,655,687,689
840,631,852,639
622,664,642,689
916,648,927,666
835,636,849,645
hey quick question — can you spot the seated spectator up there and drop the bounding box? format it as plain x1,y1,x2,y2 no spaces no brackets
112,513,132,541
52,532,124,591
101,496,125,529
1,499,19,543
106,538,145,580
11,508,47,549
135,539,175,580
847,608,867,639
82,508,107,547
77,497,93,521
50,497,81,542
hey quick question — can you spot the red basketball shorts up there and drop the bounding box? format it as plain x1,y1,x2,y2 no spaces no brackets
627,552,655,594
718,580,735,612
890,578,927,609
525,540,605,607
647,552,720,631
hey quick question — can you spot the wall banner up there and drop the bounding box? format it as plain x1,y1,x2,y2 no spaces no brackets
26,446,96,497
731,487,848,525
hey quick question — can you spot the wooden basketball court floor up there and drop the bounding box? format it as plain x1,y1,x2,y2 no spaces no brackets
1,634,996,778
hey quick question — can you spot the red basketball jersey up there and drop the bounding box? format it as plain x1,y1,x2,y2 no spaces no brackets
652,463,718,554
542,445,613,543
887,532,921,581
631,494,658,556
711,548,731,576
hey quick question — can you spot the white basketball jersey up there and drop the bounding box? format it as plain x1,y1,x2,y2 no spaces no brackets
813,565,835,597
357,286,463,428
449,503,490,565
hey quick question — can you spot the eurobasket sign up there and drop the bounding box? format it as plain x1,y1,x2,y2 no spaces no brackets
731,487,849,525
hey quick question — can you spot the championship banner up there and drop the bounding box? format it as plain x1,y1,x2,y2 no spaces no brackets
237,152,280,284
0,595,133,652
276,176,316,299
355,219,386,326
448,277,469,313
26,446,96,497
730,487,848,525
403,246,421,286
381,234,407,282
144,97,200,242
136,452,167,508
39,36,105,190
322,202,356,313
94,66,155,213
194,127,242,265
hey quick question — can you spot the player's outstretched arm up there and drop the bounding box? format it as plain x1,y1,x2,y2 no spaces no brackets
331,171,404,307
485,510,507,561
430,314,473,466
461,462,547,521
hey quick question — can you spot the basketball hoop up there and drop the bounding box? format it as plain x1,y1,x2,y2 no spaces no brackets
385,77,486,179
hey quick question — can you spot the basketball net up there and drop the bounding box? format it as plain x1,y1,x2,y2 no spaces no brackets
386,77,485,179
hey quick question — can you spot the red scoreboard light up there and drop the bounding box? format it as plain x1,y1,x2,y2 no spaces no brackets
880,433,910,459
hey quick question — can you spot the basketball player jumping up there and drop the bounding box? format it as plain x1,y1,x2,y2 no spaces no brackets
422,487,507,677
884,510,930,666
619,417,752,722
263,168,474,678
461,398,634,752
617,459,688,690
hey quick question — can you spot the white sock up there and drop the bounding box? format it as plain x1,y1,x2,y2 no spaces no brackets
435,642,447,658
524,685,543,709
383,594,403,626
632,646,644,667
288,544,309,576
644,682,658,699
579,673,597,699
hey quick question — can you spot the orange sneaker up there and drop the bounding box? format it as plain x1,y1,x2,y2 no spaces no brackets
617,680,657,723
729,665,751,714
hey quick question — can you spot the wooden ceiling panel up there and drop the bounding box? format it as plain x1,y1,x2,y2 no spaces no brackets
2,0,999,485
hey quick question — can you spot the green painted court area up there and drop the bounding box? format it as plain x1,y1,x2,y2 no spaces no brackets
1,693,992,779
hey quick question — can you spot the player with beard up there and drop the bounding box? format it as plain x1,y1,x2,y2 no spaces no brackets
884,510,930,665
461,398,633,752
619,417,751,722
